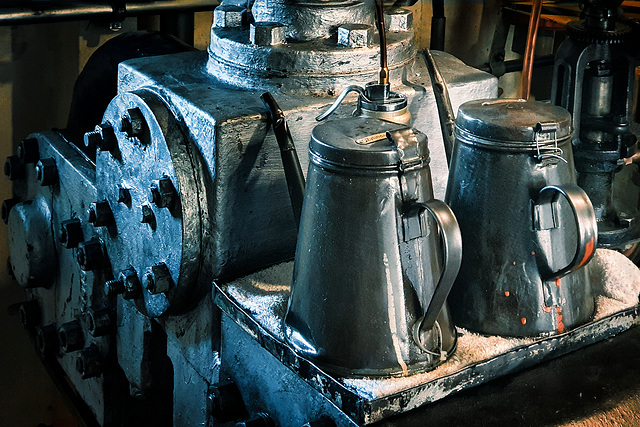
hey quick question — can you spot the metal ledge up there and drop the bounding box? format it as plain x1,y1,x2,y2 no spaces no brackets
214,261,640,425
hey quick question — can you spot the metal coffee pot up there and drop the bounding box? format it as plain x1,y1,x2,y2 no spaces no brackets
445,99,598,337
283,117,462,377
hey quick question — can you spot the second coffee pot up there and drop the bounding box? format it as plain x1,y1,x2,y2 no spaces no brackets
445,99,598,337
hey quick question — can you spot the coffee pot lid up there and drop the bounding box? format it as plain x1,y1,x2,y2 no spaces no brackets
310,117,428,168
455,99,572,150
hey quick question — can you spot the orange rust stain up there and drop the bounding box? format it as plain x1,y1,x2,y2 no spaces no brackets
512,261,517,266
531,251,536,256
543,306,552,313
521,317,527,325
505,291,510,297
557,306,565,332
578,237,595,268
556,278,561,287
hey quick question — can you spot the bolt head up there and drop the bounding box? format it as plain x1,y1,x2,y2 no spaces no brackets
141,204,156,229
147,262,173,294
17,138,39,164
95,123,117,152
118,187,131,206
35,158,59,186
58,320,85,353
59,218,84,248
36,324,58,355
213,4,245,28
150,176,177,209
4,156,25,181
337,24,373,48
121,108,146,138
1,198,19,225
77,239,103,271
384,8,413,32
77,344,102,379
250,22,287,46
86,307,113,337
87,201,113,227
119,267,141,299
18,300,41,328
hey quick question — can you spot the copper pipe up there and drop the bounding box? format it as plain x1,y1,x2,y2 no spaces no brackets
374,0,389,85
520,0,543,100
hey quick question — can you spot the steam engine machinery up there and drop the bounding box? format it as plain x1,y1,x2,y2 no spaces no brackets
3,0,640,426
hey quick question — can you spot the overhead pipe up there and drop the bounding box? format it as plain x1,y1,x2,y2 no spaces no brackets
0,0,218,26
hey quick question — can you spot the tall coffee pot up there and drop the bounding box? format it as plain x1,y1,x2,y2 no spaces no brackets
445,99,597,337
284,118,462,377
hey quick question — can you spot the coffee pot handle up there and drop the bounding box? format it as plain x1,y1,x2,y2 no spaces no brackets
410,199,462,351
536,185,597,279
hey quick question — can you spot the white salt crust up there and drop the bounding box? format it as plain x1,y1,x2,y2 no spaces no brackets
224,249,640,399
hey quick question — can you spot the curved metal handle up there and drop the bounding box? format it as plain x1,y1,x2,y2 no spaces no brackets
410,199,462,351
537,184,597,279
315,85,367,121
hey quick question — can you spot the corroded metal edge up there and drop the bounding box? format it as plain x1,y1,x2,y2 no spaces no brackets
214,280,640,425
366,305,640,423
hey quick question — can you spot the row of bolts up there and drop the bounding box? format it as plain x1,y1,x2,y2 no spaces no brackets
4,109,177,381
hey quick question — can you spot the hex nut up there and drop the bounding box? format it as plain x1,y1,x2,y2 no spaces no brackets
17,137,39,164
213,4,245,28
58,320,85,353
145,262,174,294
120,268,141,299
120,107,146,138
59,218,84,248
118,187,132,206
4,155,25,181
384,8,413,32
88,201,114,227
337,24,374,48
84,123,117,152
141,204,156,229
18,300,41,328
150,176,178,209
35,158,59,186
86,307,113,337
250,22,287,46
36,324,59,355
77,238,104,271
1,198,19,224
76,344,102,379
207,380,246,421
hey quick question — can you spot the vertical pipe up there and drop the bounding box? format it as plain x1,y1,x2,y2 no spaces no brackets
520,0,543,100
430,0,446,51
374,0,389,85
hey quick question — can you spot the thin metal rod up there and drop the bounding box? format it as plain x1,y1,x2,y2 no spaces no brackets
374,0,389,85
423,50,455,166
0,1,217,26
520,0,543,100
261,92,306,229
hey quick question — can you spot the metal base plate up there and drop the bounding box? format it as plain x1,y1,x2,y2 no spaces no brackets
214,254,640,425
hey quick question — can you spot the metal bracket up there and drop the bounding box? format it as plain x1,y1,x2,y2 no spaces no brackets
534,122,567,166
